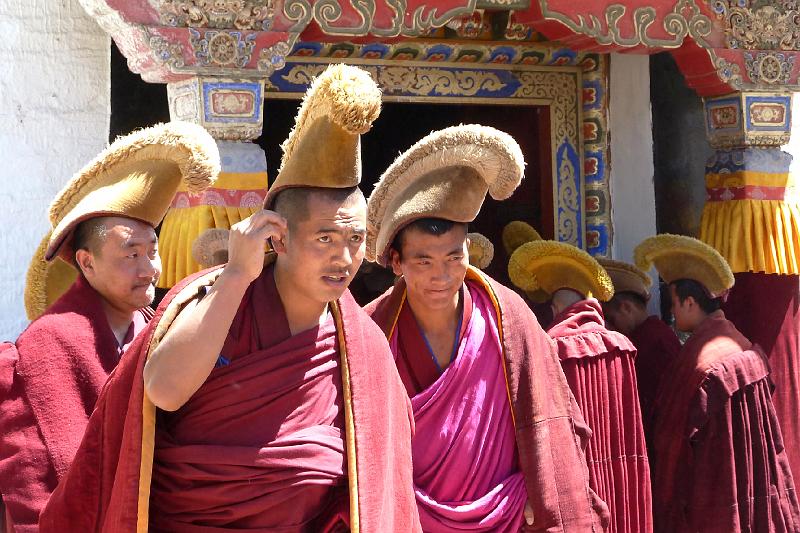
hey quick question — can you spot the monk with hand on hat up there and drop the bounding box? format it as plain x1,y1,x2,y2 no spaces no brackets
509,241,653,533
636,234,800,533
40,65,420,533
366,125,608,532
0,122,218,532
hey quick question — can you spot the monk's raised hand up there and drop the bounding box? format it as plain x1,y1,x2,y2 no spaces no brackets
226,210,288,282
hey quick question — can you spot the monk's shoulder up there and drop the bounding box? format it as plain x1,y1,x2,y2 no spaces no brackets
16,308,94,350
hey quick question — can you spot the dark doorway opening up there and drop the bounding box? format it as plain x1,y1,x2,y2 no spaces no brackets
110,42,170,142
259,98,552,303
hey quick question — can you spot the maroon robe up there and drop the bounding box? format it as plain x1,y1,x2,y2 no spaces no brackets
723,273,800,485
651,310,800,533
0,275,151,532
40,261,421,532
627,316,680,447
367,266,609,532
547,299,653,533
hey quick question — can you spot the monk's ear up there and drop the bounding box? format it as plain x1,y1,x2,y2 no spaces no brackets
271,236,287,255
75,249,95,277
389,248,403,277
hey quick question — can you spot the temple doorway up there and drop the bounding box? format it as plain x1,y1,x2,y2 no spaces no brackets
259,99,553,303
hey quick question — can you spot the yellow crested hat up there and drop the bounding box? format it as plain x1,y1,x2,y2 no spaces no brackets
367,124,525,266
502,220,541,256
25,121,220,320
634,234,734,298
508,240,614,301
192,228,230,269
467,232,494,269
597,258,652,300
501,221,547,302
265,64,381,208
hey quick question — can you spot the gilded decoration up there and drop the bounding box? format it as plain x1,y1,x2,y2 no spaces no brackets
711,1,800,50
538,0,713,48
268,57,587,249
311,0,478,37
744,51,796,84
713,54,744,89
189,29,257,67
159,0,276,30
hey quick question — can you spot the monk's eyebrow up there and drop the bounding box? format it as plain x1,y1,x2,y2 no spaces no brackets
317,227,366,235
123,237,158,247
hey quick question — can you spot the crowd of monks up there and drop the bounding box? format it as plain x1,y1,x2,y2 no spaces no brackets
1,64,799,533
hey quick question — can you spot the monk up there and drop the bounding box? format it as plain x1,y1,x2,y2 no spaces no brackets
510,241,652,533
40,64,420,532
366,125,608,532
599,258,680,444
0,122,218,532
636,234,800,532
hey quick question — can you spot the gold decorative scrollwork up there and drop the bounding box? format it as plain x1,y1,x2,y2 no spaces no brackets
557,154,580,244
314,0,374,36
539,0,712,48
282,0,314,32
312,0,477,38
711,52,744,90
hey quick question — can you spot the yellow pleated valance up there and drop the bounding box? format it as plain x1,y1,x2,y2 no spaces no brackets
157,171,267,289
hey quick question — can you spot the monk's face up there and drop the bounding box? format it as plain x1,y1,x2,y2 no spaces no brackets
76,217,161,313
390,225,469,311
279,193,367,304
669,284,702,333
603,298,637,335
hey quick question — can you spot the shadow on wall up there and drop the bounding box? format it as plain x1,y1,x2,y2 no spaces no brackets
650,52,712,237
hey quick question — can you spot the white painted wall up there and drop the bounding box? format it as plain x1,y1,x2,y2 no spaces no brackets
608,53,660,311
783,93,800,175
0,0,110,339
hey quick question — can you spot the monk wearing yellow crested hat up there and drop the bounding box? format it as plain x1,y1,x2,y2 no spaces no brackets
0,122,219,530
598,258,680,446
636,234,800,532
365,125,607,531
509,241,653,533
41,65,420,532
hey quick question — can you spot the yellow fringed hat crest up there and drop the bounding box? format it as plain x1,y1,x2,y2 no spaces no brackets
502,220,547,302
467,232,494,269
367,125,525,266
508,240,614,301
502,220,541,257
265,64,381,208
634,234,734,298
25,121,220,320
597,258,652,301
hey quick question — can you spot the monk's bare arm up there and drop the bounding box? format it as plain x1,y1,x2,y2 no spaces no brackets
144,210,287,411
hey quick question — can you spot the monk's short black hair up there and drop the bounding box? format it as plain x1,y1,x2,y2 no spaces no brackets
606,291,648,310
391,218,467,258
670,278,722,314
72,217,111,256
